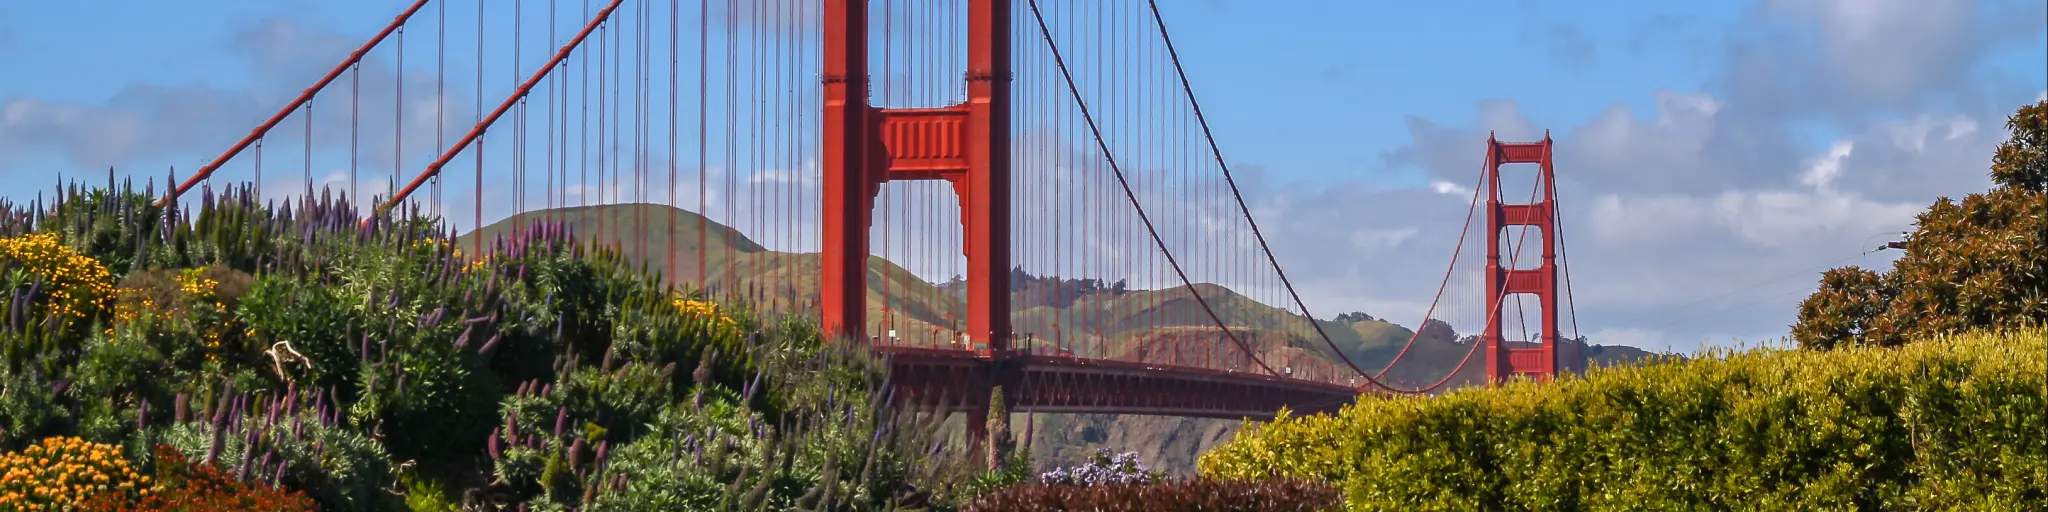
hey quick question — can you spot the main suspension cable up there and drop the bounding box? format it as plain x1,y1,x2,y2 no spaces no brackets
1026,0,1278,378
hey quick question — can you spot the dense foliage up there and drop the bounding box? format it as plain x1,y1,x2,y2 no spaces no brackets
1200,328,2047,510
1794,100,2048,348
0,182,1005,510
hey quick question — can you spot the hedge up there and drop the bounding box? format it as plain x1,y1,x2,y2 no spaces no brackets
1200,328,2048,511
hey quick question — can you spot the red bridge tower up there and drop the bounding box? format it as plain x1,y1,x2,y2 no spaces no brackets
820,0,1012,352
1482,133,1584,382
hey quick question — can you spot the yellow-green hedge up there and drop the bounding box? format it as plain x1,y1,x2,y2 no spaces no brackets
1200,329,2048,511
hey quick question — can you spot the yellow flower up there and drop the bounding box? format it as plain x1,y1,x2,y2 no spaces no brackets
0,436,141,508
0,233,114,321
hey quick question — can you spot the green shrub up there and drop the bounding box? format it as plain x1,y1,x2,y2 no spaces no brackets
1201,328,2048,511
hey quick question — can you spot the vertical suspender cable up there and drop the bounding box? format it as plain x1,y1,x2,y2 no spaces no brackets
436,0,446,218
304,104,313,197
878,0,893,339
724,0,737,297
547,0,558,222
372,0,626,230
396,27,405,211
582,0,591,225
159,0,433,207
697,0,708,289
749,0,763,303
1144,0,1396,382
669,0,679,289
353,63,361,208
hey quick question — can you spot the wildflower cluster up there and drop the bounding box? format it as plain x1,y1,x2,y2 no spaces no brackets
110,287,156,326
1038,449,1163,486
673,296,739,332
78,445,317,511
412,237,486,273
176,268,230,360
0,436,150,510
0,232,114,321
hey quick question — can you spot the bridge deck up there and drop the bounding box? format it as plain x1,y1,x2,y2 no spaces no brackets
877,346,1366,421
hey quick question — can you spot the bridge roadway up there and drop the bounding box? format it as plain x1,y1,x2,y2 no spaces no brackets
877,346,1366,421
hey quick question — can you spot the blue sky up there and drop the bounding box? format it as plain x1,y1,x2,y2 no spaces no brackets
1,0,2044,354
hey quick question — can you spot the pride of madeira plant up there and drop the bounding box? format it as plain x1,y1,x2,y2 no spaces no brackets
0,179,1006,510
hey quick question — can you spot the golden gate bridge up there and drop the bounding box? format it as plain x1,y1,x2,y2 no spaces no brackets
147,0,1584,444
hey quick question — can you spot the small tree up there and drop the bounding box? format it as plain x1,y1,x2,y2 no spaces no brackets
1793,101,2048,348
1991,99,2048,192
1333,311,1376,323
1792,267,1890,349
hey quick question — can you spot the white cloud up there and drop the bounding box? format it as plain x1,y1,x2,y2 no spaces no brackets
0,17,477,176
1350,74,2022,353
1799,139,1854,189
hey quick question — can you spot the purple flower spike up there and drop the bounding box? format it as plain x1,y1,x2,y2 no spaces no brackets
477,333,504,357
552,407,568,439
487,427,504,460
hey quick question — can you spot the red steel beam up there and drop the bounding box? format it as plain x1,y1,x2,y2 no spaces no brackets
961,0,1014,353
367,0,623,225
819,0,871,340
157,0,434,207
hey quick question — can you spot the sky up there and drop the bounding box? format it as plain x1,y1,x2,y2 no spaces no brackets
1,0,2044,355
